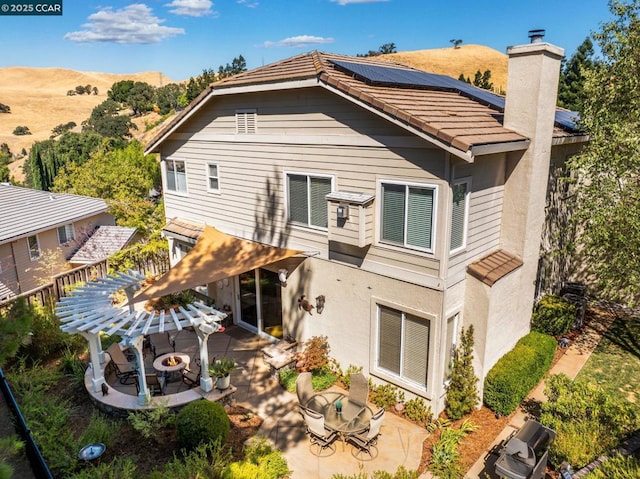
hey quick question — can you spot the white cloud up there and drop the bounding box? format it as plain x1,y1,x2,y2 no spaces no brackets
165,0,217,17
64,4,184,44
264,35,335,48
237,0,259,7
330,0,388,4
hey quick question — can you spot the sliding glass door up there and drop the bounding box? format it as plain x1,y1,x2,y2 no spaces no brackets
237,269,283,339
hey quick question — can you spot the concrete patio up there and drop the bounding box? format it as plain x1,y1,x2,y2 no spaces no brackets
109,324,429,477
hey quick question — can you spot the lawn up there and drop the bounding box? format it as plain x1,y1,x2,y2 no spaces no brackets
577,312,640,407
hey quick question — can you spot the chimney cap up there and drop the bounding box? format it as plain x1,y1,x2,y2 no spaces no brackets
528,29,546,43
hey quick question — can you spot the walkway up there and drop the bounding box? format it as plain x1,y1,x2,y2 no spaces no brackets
465,314,614,478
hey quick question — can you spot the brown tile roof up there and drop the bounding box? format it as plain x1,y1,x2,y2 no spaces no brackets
162,218,205,241
467,249,523,286
146,51,581,155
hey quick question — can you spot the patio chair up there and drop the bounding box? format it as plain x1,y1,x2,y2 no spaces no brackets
182,364,201,388
135,372,167,396
303,409,338,457
296,372,314,410
105,343,137,385
149,332,176,359
348,373,369,407
346,408,385,460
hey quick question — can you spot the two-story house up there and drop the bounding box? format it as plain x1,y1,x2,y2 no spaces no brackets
0,184,117,300
140,36,588,414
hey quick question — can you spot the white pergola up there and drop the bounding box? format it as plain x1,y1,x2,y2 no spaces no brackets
55,270,226,405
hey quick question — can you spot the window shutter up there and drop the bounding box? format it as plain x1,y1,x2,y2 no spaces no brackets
382,183,405,244
309,177,330,227
288,175,308,224
378,306,402,374
450,182,468,251
402,314,430,385
406,186,433,249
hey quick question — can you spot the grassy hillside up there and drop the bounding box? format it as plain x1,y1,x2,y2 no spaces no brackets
380,44,508,93
0,67,173,181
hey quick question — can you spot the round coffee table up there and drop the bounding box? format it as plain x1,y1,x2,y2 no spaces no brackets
153,352,190,382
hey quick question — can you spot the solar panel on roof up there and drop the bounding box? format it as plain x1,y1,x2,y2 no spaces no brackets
329,59,579,131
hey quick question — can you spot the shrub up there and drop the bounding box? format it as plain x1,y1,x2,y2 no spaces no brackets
370,383,402,410
403,397,432,424
445,325,479,420
221,438,290,479
176,400,230,450
428,419,477,479
541,374,640,467
66,457,138,479
302,335,330,372
483,331,556,416
531,294,576,336
331,466,419,479
128,405,175,439
78,412,120,447
149,442,230,479
12,125,31,135
588,454,640,478
311,370,338,390
278,368,297,392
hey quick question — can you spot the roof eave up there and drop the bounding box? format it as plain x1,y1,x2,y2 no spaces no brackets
551,133,590,146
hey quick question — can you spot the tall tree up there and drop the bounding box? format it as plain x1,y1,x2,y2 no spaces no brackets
445,325,479,420
569,0,640,306
558,37,595,111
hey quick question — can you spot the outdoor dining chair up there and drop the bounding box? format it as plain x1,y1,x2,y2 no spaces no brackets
105,343,137,385
303,409,339,457
149,332,176,359
296,372,314,411
348,373,369,407
346,407,385,460
182,364,201,388
135,372,167,396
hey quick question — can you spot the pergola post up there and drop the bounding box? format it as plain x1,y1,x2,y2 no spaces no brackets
124,335,149,405
83,332,105,393
195,325,215,392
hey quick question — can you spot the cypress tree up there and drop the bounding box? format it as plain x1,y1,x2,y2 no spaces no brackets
445,325,479,420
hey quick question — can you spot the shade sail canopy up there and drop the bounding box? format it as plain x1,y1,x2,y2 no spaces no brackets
133,225,303,303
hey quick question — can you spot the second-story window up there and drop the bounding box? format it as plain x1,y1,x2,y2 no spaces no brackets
450,179,470,253
57,224,75,245
207,163,220,192
380,181,437,252
287,173,332,229
27,235,40,261
166,159,187,193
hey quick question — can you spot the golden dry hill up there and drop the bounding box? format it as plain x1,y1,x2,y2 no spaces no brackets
380,44,508,93
0,67,173,180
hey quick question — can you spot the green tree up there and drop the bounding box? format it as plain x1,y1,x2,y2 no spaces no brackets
558,37,595,111
12,126,31,135
52,140,162,236
217,55,247,79
568,0,640,306
50,121,77,138
0,298,32,367
82,99,136,140
445,325,479,420
125,81,155,116
458,73,470,83
155,83,186,114
357,42,397,57
0,103,10,113
108,80,135,103
472,69,493,90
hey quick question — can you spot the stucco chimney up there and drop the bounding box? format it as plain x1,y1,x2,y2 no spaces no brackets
500,37,563,262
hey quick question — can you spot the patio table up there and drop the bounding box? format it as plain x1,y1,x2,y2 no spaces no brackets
305,391,372,449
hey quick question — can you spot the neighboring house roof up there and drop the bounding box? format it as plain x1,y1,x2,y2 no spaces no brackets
69,226,138,264
0,184,109,243
145,51,585,158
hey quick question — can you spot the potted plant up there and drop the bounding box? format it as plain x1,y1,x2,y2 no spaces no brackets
209,358,236,390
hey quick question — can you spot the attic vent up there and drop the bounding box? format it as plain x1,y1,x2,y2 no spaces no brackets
236,109,257,134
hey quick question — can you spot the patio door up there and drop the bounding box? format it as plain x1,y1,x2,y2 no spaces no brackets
237,269,283,339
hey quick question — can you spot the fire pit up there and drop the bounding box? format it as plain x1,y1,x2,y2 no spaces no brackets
162,355,183,367
153,352,190,382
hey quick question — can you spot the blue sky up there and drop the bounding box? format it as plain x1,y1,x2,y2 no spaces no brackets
0,0,612,81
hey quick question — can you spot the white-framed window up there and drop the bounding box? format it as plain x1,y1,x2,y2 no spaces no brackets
444,313,459,384
450,179,470,253
380,180,437,252
27,235,40,261
377,304,430,388
165,159,187,193
286,172,332,229
57,224,75,245
207,163,220,192
236,109,257,134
